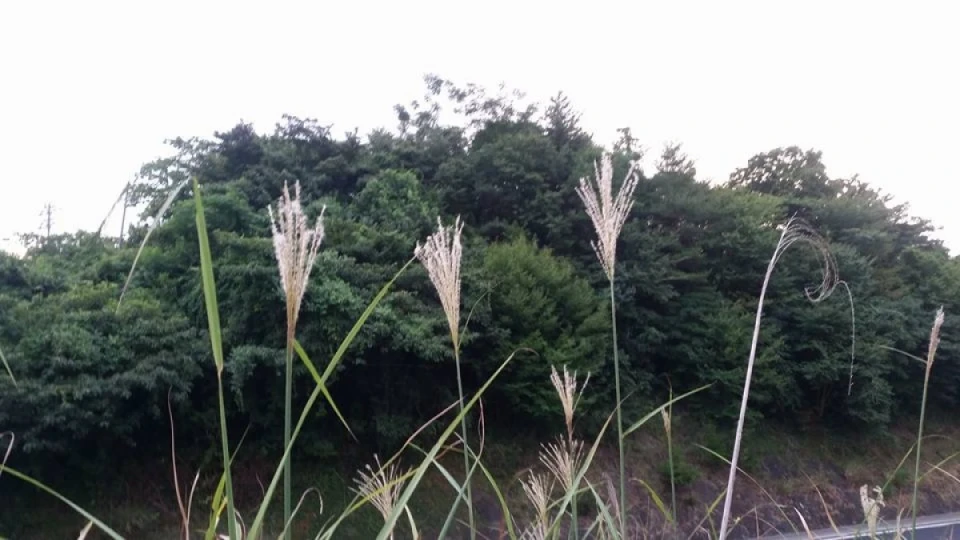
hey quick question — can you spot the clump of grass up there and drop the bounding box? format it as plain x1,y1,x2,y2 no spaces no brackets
911,306,944,537
542,364,589,538
860,484,884,539
268,180,326,539
414,215,474,538
521,472,555,540
351,455,414,540
576,151,640,536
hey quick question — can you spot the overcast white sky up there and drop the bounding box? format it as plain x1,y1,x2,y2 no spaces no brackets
1,1,958,255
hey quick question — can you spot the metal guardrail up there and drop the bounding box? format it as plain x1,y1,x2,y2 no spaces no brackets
759,512,960,539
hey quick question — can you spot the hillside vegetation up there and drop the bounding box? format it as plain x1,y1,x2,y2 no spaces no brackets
1,76,958,538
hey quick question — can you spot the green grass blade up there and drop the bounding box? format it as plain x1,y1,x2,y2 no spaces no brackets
622,383,711,437
0,465,124,540
684,489,727,540
696,444,798,534
247,258,415,539
205,425,250,540
466,445,518,540
117,176,189,311
375,350,521,540
412,444,471,539
293,339,356,440
0,344,15,387
194,178,225,376
319,257,415,384
633,478,673,523
586,481,620,539
193,177,238,540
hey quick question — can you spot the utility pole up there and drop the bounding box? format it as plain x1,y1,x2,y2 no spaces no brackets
41,203,54,238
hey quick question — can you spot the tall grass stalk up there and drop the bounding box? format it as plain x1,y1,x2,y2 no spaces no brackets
0,343,15,386
663,386,676,527
911,307,944,539
576,152,640,536
193,177,239,539
718,217,840,540
547,365,588,540
415,216,475,539
268,180,326,539
246,258,415,539
376,351,519,540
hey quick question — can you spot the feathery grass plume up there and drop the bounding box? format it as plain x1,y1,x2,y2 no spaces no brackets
521,471,554,540
911,306,944,538
577,151,639,536
718,216,842,540
415,216,464,349
860,484,884,539
415,215,476,537
268,179,326,540
550,364,589,443
0,343,15,386
541,437,585,491
269,180,326,334
575,152,640,281
549,364,588,539
352,455,409,539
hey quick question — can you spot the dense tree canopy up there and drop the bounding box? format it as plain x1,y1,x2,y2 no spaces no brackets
1,76,956,472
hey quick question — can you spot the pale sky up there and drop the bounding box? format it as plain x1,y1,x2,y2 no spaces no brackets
2,1,958,255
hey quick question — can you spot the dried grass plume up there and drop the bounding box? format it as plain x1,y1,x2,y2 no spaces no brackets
268,180,326,331
549,364,588,443
415,216,464,348
575,152,640,280
352,455,409,532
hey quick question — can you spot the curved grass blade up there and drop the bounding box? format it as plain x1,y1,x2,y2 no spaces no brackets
96,180,131,236
116,177,189,312
0,344,15,387
696,444,799,534
247,258,416,540
375,350,522,540
633,477,673,524
77,520,94,540
622,384,711,437
293,339,356,441
586,481,620,539
0,465,124,540
684,488,727,540
194,177,239,540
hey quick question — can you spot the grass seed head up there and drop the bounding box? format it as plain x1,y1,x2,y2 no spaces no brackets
550,364,589,442
576,151,640,280
415,216,464,349
268,180,325,332
521,471,554,540
540,436,584,491
351,454,408,525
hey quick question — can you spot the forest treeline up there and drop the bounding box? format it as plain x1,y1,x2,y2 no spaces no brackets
1,76,957,474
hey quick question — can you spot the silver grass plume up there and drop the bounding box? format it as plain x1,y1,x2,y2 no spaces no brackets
268,180,326,334
575,152,641,280
415,216,464,348
352,455,409,537
540,437,585,492
520,472,554,540
549,364,589,444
